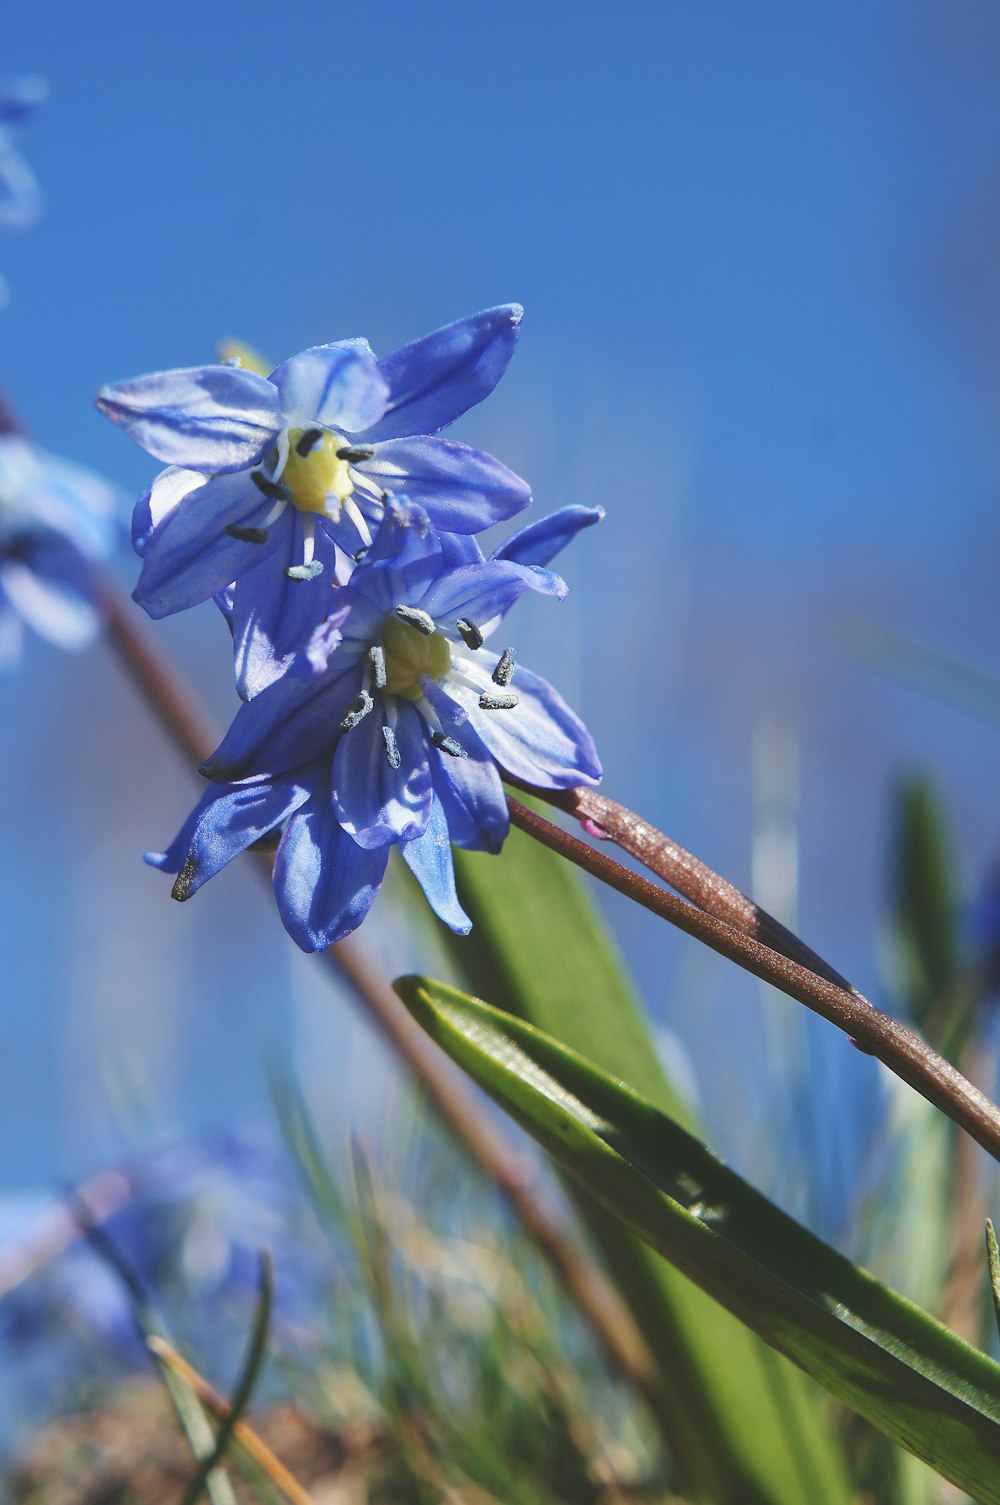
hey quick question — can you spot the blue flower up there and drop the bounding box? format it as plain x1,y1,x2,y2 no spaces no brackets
146,499,602,951
96,307,531,696
0,76,46,233
0,435,122,668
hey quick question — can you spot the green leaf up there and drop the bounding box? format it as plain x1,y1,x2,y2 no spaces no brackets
452,828,854,1505
395,975,1000,1504
891,778,960,1042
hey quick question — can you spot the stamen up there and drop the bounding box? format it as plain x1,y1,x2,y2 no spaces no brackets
302,514,316,567
342,495,373,547
295,427,324,457
171,856,198,903
493,648,516,687
251,470,291,502
456,618,484,650
336,445,375,463
395,604,435,636
260,498,288,527
353,546,369,563
285,561,323,581
382,724,400,768
479,692,519,710
340,690,374,732
225,524,269,544
369,644,387,689
430,730,468,759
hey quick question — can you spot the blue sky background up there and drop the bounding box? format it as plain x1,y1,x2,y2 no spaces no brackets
1,0,1000,1251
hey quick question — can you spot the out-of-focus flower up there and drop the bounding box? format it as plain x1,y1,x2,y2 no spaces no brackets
0,435,121,668
96,307,531,696
0,76,46,233
147,498,602,951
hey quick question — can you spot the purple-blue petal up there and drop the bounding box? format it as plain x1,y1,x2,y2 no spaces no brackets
145,776,312,899
268,345,388,432
359,305,523,442
133,467,204,556
401,794,471,934
359,437,530,533
95,365,283,473
332,697,433,848
134,471,283,618
273,788,388,952
202,659,362,783
419,559,565,638
430,723,509,854
492,505,604,569
466,663,602,789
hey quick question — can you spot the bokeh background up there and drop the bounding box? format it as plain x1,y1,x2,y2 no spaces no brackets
2,0,1000,1323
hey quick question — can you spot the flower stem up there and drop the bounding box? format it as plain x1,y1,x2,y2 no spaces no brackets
99,581,657,1407
505,794,1000,1165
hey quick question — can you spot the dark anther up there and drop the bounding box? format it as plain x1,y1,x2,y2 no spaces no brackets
369,644,387,689
353,546,369,563
336,445,375,463
251,471,291,501
395,604,435,635
456,618,483,650
493,647,516,687
382,725,401,769
285,560,324,582
431,730,468,759
296,427,324,456
479,692,519,711
225,523,269,545
340,690,374,733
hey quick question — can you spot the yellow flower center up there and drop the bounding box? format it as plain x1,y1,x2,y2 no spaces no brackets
381,616,452,701
282,428,355,516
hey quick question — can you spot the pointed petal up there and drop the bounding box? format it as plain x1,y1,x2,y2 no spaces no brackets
273,790,388,951
230,516,345,698
419,559,565,640
95,365,283,472
145,776,312,899
360,304,523,442
430,723,509,853
360,437,530,533
401,794,470,933
133,467,204,555
332,696,433,848
493,505,604,569
269,343,388,432
465,663,602,789
202,660,362,782
134,471,283,618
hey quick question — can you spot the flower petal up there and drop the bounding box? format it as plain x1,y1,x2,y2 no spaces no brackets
465,662,602,789
0,539,102,651
401,794,471,933
360,437,530,533
492,505,604,569
269,344,388,432
0,77,47,131
360,305,523,442
202,660,362,782
145,775,312,899
419,559,565,639
134,471,283,618
133,467,204,555
430,725,509,853
95,365,283,473
273,790,388,951
332,696,433,848
230,516,346,699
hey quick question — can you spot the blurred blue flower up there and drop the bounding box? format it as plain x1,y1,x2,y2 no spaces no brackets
0,434,121,667
96,307,531,697
147,498,603,950
0,76,46,233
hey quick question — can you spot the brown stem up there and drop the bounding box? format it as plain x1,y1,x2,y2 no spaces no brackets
101,583,656,1402
506,796,1000,1165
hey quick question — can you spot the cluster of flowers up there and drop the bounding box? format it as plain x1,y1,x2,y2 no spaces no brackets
98,309,602,949
0,79,120,666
